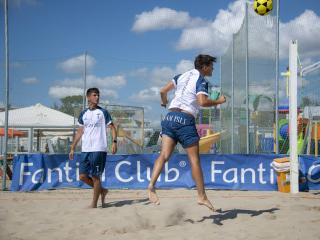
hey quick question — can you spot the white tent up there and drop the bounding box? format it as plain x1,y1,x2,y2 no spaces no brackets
303,106,320,120
0,103,76,127
0,103,77,153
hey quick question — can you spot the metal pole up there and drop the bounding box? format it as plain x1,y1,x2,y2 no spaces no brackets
2,0,9,191
289,40,299,194
245,2,250,154
219,56,222,152
231,35,234,154
82,51,87,110
275,0,280,153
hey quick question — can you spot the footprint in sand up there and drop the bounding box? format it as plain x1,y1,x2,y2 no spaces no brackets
165,208,186,227
306,206,320,211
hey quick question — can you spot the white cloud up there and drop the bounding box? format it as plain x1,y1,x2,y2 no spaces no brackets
48,86,83,99
130,67,148,78
298,77,310,88
2,0,38,7
142,105,153,112
151,59,194,86
12,62,25,68
129,59,194,104
48,86,118,100
239,9,320,60
279,10,320,60
177,1,245,55
132,7,207,32
131,59,193,87
300,58,315,67
149,67,175,86
176,59,194,73
132,2,245,56
179,6,320,59
48,73,126,101
99,99,109,105
132,2,320,61
22,77,39,84
230,8,320,60
249,84,275,97
59,75,126,89
58,54,96,73
130,87,160,102
101,90,119,100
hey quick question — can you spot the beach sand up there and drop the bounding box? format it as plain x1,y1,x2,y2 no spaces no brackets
0,188,320,240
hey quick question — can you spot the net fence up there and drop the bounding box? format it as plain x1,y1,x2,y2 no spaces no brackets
220,2,277,154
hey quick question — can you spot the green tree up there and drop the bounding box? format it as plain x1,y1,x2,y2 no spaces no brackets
252,95,273,112
53,95,83,116
300,96,311,108
196,108,213,124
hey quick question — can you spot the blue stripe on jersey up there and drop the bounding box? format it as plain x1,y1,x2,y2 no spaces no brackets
173,74,182,85
78,107,112,125
196,76,209,94
78,108,88,125
97,106,112,125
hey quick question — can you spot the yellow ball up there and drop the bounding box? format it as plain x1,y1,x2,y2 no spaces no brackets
253,0,273,16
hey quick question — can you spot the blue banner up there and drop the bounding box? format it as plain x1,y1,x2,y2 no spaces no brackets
10,153,320,191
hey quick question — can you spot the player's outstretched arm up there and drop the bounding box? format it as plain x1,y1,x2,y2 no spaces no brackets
197,94,226,107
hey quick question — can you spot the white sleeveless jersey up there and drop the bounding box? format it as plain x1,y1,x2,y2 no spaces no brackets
78,106,112,152
168,69,209,118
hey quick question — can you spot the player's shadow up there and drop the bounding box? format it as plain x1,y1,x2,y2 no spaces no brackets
102,198,150,208
312,191,320,195
185,207,279,226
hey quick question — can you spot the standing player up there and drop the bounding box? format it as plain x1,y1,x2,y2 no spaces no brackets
148,54,226,211
69,88,117,208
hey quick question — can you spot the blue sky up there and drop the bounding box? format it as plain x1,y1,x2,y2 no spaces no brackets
0,0,320,124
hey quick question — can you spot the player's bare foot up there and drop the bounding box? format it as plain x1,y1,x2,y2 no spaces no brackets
101,188,108,206
197,197,215,212
89,203,98,208
148,185,160,205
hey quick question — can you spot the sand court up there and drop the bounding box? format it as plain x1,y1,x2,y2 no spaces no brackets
0,189,320,240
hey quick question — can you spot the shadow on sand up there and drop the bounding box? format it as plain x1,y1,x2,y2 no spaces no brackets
102,198,150,208
185,207,280,226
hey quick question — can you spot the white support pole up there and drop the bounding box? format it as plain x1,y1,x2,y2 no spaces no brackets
275,0,280,153
28,128,34,153
289,40,299,194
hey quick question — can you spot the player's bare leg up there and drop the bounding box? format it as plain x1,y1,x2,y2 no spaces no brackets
80,174,107,207
185,143,215,212
91,177,102,208
101,188,108,206
148,135,176,205
79,174,94,187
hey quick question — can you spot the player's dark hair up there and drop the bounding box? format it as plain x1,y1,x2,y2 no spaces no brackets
86,87,100,96
194,54,216,70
